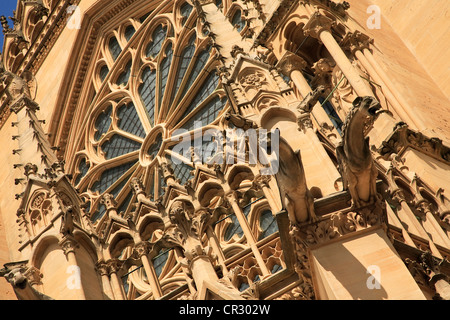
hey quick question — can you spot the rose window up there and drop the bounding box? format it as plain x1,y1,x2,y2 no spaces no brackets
71,2,228,223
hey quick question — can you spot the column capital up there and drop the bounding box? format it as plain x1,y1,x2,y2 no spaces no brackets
303,12,335,40
106,258,123,274
277,51,307,76
23,266,43,286
297,113,314,132
59,235,79,256
340,31,374,55
133,241,152,258
95,260,110,277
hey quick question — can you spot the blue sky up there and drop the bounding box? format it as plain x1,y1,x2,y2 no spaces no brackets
0,0,19,52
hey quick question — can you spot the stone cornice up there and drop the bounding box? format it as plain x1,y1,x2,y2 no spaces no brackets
253,0,299,48
253,0,350,48
377,123,450,165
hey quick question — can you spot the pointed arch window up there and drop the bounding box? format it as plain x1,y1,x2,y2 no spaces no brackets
231,9,245,32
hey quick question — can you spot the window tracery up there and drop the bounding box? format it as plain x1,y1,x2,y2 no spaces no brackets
67,1,286,300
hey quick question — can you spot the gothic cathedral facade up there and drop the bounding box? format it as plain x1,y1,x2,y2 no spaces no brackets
0,0,449,300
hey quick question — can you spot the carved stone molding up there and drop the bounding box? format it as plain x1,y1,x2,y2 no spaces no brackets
377,123,450,165
106,258,123,274
130,177,146,197
404,251,450,300
95,260,110,277
274,282,315,300
23,266,43,287
297,113,314,133
313,0,351,17
311,58,335,89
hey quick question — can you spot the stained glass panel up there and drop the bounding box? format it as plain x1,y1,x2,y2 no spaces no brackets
231,10,245,32
100,65,109,82
91,161,136,194
94,106,112,141
109,36,122,61
258,209,278,240
101,134,141,160
159,43,173,106
117,102,146,138
179,72,219,121
117,60,132,86
180,2,193,25
167,156,193,185
125,25,136,41
139,67,157,126
180,46,211,98
75,158,90,185
146,25,167,58
181,95,225,131
170,35,196,106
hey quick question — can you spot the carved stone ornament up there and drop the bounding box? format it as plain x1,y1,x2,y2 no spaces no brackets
276,51,307,77
239,70,269,95
336,96,384,208
0,262,52,300
192,0,215,6
297,85,327,113
303,12,335,40
377,122,450,164
404,251,450,300
340,31,373,55
130,177,145,196
288,200,386,299
297,113,314,132
133,241,152,258
274,137,317,224
59,236,78,256
100,193,118,211
275,282,315,300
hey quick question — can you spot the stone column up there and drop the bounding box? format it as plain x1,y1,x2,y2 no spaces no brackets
277,51,333,127
225,191,270,277
341,31,425,131
162,199,244,298
96,261,115,300
303,13,373,97
133,241,163,299
387,167,443,259
277,51,342,196
206,225,228,277
59,236,86,300
107,259,125,300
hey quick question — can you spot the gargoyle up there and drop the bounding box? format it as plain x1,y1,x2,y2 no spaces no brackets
224,112,258,130
0,262,52,300
273,134,317,224
336,96,383,208
297,85,326,113
60,205,75,236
